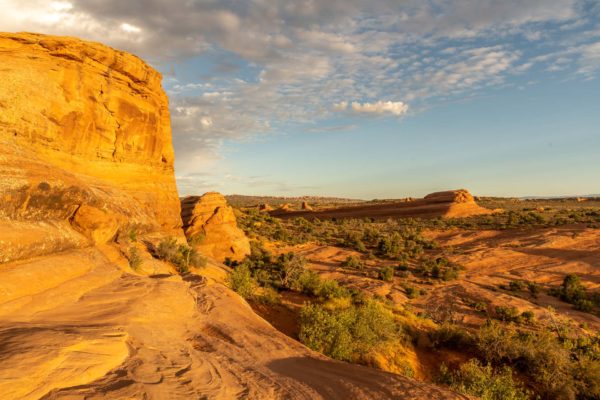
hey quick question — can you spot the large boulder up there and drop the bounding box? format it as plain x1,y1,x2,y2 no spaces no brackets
181,192,250,262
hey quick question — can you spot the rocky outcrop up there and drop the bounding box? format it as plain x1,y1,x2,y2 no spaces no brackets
301,201,313,211
272,189,492,220
424,189,474,204
258,203,274,212
0,32,181,257
181,192,250,262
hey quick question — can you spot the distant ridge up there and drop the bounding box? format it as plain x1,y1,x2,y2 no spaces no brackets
225,194,365,207
520,194,600,200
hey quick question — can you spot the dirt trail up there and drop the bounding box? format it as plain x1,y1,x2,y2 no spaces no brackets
0,248,465,399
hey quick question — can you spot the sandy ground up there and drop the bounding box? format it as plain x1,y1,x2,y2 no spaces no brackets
0,246,466,400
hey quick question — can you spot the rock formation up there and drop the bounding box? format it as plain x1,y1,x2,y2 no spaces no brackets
0,32,181,255
258,203,274,212
272,189,492,220
181,192,251,262
301,201,313,210
280,203,294,211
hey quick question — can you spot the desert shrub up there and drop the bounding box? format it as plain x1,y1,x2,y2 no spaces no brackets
520,310,535,325
575,299,594,312
438,359,531,400
129,228,138,243
291,270,322,295
527,281,540,298
255,286,281,305
431,323,474,349
559,274,587,303
378,266,394,282
509,280,527,292
128,246,142,270
155,237,206,274
495,306,520,322
298,300,399,361
316,279,350,300
403,284,421,299
475,322,580,398
550,274,597,313
229,264,256,299
156,237,180,263
276,253,307,288
417,257,461,281
342,255,364,270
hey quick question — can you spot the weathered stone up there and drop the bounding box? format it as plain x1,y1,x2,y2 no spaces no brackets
181,193,250,262
0,33,182,239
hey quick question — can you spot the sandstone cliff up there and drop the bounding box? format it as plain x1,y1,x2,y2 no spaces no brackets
0,32,181,259
181,192,251,262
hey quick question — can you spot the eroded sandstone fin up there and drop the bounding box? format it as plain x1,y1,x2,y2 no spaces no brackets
181,192,251,262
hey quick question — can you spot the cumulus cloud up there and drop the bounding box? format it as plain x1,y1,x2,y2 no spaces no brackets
334,101,409,117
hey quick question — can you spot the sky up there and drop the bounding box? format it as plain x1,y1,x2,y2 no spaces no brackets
1,0,600,199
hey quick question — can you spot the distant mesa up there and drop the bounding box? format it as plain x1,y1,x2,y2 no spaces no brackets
271,189,493,220
181,192,250,262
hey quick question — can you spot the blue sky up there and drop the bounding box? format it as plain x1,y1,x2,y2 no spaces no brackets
3,0,600,198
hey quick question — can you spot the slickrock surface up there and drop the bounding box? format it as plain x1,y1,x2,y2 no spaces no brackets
272,189,492,220
181,192,251,262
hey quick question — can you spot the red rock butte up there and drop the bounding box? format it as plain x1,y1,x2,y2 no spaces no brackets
270,189,492,220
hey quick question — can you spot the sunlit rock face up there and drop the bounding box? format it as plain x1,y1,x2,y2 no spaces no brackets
181,192,251,262
0,32,182,252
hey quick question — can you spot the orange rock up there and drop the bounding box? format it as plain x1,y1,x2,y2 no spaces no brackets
0,33,182,240
301,201,313,211
181,193,250,262
424,189,474,204
258,203,273,212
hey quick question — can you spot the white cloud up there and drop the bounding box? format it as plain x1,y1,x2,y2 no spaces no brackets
333,100,409,117
577,42,600,77
120,23,141,33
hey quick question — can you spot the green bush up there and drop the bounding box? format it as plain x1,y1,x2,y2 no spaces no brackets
403,284,421,299
520,310,535,324
155,237,206,274
509,280,527,292
229,264,256,299
291,270,322,295
495,306,520,322
378,266,394,282
316,279,350,300
128,246,142,270
342,255,364,270
438,359,531,400
298,300,399,361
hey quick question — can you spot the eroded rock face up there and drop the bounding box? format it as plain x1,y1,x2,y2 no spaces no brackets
0,33,181,248
424,189,474,204
181,192,251,262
